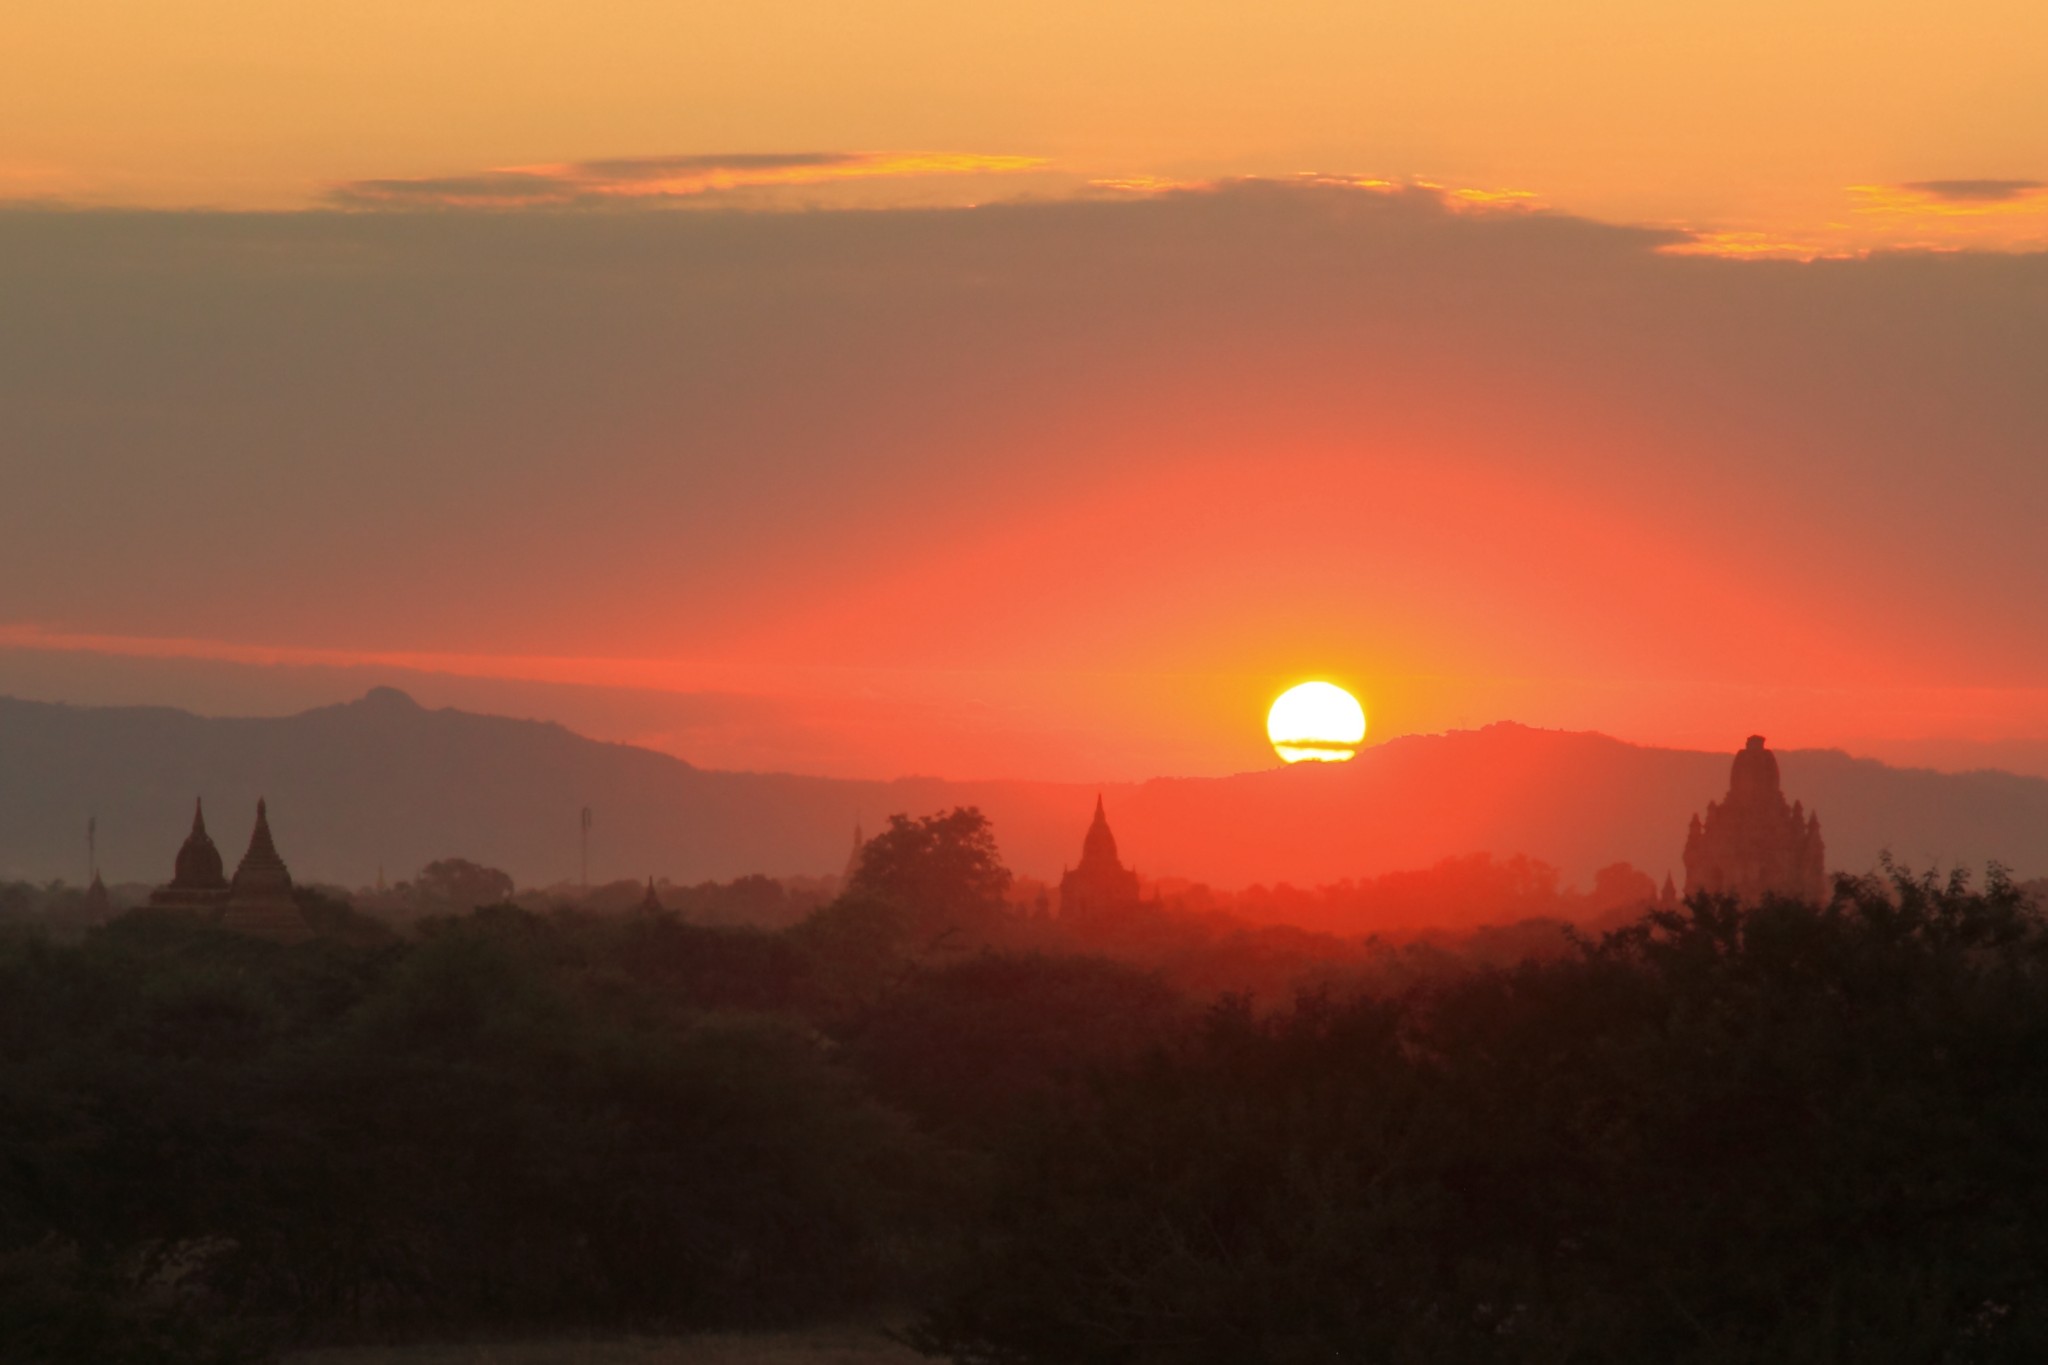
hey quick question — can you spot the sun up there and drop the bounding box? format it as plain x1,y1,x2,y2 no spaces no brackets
1267,681,1367,764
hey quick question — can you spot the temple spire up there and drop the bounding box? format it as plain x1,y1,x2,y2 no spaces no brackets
1078,794,1121,870
221,798,309,942
241,799,282,872
1061,796,1139,922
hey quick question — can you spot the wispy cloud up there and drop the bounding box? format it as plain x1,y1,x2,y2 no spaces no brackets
329,150,1043,209
1085,172,1543,217
1657,229,1854,262
1087,174,1212,195
1897,179,2047,204
1851,179,2048,218
1661,179,2048,259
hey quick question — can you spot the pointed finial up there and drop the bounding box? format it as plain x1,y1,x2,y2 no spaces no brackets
192,797,207,835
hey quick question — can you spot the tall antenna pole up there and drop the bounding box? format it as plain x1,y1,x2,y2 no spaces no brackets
87,814,97,883
580,806,592,893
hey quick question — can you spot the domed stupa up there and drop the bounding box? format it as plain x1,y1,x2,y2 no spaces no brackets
148,799,233,913
1682,736,1827,905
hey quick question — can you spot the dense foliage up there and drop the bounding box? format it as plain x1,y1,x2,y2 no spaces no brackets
917,867,2048,1364
4,827,2046,1363
0,908,934,1361
850,808,1014,936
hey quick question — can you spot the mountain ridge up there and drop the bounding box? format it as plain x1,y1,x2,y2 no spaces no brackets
4,690,2044,890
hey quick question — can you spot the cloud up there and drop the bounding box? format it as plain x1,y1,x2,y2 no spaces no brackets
329,150,1043,209
1685,180,2048,257
1851,180,2048,220
1089,173,1547,219
1657,229,1854,261
1899,179,2047,203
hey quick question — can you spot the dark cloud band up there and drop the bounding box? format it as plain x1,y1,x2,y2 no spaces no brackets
1899,179,2047,203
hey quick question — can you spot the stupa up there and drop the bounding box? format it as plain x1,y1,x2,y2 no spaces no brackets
220,800,311,942
148,799,233,913
1058,796,1142,921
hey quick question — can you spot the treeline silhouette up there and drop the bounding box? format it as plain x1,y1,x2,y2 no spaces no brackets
1198,853,1661,934
4,810,2047,1361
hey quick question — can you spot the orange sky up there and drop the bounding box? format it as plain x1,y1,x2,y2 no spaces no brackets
2,6,2046,780
6,1,2048,253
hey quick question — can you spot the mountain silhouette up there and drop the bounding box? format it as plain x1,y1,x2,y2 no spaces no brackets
4,689,2045,890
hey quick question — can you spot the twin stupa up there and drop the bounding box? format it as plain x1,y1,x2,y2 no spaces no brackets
149,799,311,942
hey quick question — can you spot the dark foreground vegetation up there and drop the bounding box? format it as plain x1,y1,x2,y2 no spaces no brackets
4,812,2047,1362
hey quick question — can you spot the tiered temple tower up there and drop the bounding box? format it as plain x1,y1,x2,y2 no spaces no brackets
149,799,232,913
219,800,311,942
1682,736,1827,905
1058,796,1141,921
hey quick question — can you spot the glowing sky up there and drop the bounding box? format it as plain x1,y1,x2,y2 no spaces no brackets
6,0,2048,253
3,3,2046,780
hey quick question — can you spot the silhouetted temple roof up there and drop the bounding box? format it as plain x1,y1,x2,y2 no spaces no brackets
222,799,309,942
169,797,228,891
1076,794,1123,872
231,799,292,896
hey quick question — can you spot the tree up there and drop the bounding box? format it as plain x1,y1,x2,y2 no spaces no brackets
847,807,1012,934
411,858,516,913
916,868,2048,1364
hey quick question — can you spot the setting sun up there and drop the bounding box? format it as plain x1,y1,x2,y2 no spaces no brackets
1267,681,1367,764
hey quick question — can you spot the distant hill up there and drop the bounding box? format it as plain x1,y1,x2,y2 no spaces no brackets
3,688,2045,890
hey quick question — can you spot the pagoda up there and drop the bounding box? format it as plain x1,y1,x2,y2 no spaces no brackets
1682,736,1827,905
1058,796,1141,921
148,798,233,913
219,800,311,942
